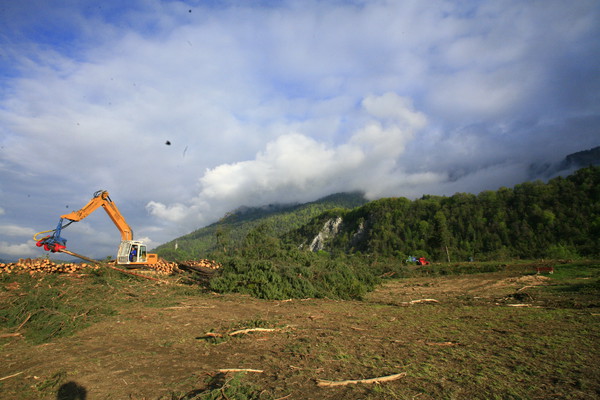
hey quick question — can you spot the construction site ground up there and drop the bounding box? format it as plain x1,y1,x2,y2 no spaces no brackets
1,260,599,399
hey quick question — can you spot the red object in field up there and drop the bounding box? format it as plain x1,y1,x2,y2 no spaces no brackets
536,266,554,274
417,257,430,266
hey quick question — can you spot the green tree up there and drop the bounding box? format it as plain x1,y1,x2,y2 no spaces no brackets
433,211,451,261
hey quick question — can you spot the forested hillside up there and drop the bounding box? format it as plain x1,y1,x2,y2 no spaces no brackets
289,166,600,261
153,192,367,260
157,167,599,263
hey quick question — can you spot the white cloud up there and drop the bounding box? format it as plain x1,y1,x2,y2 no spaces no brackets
362,93,427,129
145,202,190,223
0,241,38,257
0,224,36,237
430,70,526,119
134,236,159,250
148,92,433,229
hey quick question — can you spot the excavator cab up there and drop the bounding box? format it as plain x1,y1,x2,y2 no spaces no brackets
117,240,158,266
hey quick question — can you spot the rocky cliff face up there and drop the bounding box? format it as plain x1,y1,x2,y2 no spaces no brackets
351,219,366,247
308,217,343,252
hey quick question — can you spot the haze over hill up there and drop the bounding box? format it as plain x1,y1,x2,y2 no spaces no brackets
529,146,600,178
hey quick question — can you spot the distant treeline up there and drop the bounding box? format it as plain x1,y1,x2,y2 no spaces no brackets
288,166,600,261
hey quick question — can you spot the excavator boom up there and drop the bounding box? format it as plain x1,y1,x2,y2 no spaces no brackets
61,190,133,240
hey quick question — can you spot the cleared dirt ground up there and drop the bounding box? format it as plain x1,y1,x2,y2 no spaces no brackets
1,265,599,399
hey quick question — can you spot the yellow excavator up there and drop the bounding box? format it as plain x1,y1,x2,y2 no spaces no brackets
34,190,158,266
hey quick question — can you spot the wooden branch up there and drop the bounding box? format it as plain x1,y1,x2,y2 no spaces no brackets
203,332,223,338
0,333,23,338
290,365,324,372
402,299,439,305
164,305,215,309
425,341,460,346
350,326,367,331
15,313,31,331
317,372,407,387
203,326,288,339
219,368,263,373
228,327,283,336
0,371,23,381
517,285,535,292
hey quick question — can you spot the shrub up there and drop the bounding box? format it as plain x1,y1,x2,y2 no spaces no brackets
209,255,378,300
546,244,580,259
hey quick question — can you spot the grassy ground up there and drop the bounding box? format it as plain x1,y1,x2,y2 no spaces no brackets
0,260,598,399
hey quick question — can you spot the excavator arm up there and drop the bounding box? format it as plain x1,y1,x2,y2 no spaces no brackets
60,190,133,241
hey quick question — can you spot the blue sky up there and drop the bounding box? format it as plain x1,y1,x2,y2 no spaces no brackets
1,0,599,261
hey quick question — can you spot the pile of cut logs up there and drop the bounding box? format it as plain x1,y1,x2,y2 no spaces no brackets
180,259,222,270
0,258,99,274
176,259,221,281
103,259,180,275
142,259,180,275
0,257,221,276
